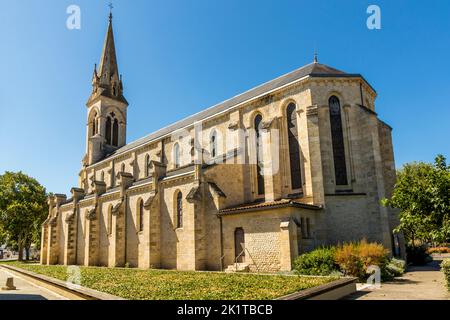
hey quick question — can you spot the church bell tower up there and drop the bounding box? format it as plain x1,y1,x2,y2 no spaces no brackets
84,12,128,166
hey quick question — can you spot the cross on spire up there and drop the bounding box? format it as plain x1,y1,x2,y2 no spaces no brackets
108,1,114,22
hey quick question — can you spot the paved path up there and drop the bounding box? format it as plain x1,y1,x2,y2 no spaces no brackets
0,267,66,300
345,258,450,300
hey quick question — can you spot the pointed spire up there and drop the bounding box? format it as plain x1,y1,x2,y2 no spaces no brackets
98,15,119,87
314,49,318,64
87,8,127,105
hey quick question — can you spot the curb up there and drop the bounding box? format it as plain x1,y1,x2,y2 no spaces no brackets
276,277,358,300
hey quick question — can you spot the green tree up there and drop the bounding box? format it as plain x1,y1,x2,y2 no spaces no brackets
382,155,450,245
0,172,48,260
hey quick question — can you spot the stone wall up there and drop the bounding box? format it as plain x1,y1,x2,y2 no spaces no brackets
221,207,324,272
42,72,401,272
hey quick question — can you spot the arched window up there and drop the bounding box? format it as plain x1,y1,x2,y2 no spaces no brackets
100,171,105,182
329,96,348,185
254,114,265,195
145,154,150,177
113,83,117,96
90,112,98,137
210,130,217,159
107,205,113,235
176,192,183,228
286,103,302,190
112,119,119,146
173,143,180,169
137,199,144,232
106,117,112,145
121,163,125,173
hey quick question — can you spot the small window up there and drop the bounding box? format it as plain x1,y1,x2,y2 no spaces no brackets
121,163,125,173
173,143,180,169
100,171,105,182
137,199,144,232
210,131,217,159
112,119,119,146
107,205,113,235
254,114,265,195
91,112,98,137
106,117,112,145
306,218,311,238
176,192,183,228
145,154,150,177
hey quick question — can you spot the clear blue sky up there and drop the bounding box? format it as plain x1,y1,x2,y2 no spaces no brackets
0,0,449,195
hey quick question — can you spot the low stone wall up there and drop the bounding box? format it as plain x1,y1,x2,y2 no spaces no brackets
0,264,125,300
277,277,357,300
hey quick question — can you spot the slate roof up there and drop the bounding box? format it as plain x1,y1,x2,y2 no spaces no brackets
99,62,371,164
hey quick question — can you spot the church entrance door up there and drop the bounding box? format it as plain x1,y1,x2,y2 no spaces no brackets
234,228,245,263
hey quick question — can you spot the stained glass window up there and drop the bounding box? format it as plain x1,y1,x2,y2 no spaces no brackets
329,96,348,185
286,103,302,189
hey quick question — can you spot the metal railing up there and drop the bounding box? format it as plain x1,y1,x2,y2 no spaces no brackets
233,247,260,274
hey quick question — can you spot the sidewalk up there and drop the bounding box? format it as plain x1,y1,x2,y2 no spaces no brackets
0,267,66,300
345,258,450,300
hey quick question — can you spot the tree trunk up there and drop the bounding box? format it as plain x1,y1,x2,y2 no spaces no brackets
25,246,30,261
18,241,23,261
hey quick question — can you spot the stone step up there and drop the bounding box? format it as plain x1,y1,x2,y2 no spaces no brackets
225,263,250,273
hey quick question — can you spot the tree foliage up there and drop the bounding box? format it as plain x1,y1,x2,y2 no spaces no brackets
382,155,450,244
0,172,48,260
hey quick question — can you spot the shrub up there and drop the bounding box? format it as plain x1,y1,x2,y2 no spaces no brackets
427,247,450,254
335,240,389,280
383,258,406,280
334,243,364,279
406,245,432,265
441,259,450,291
293,247,338,276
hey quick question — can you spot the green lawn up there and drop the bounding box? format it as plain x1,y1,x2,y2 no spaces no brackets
1,261,337,300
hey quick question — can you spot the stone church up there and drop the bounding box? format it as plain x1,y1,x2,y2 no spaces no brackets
41,14,402,272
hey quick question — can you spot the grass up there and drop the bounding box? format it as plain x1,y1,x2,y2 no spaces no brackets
1,261,337,300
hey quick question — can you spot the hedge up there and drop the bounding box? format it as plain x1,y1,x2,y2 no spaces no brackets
442,259,450,291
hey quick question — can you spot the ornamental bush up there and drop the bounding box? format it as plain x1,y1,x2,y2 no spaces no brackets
293,247,338,276
293,241,405,281
335,240,389,280
441,259,450,291
383,258,406,280
428,247,450,254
